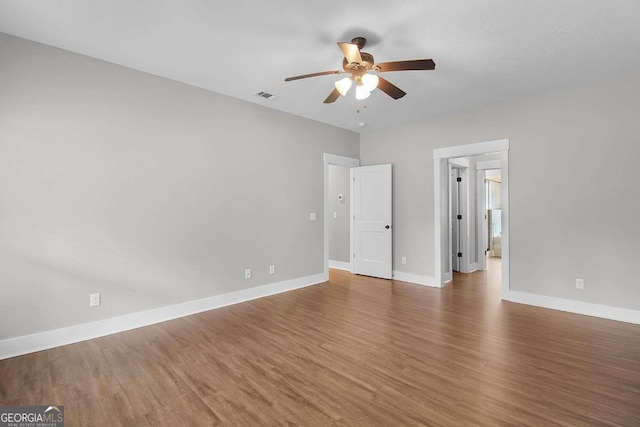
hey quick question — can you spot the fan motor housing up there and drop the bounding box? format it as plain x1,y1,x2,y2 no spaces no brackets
342,52,375,71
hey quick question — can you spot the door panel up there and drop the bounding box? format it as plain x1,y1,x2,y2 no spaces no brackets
451,167,460,272
352,164,392,279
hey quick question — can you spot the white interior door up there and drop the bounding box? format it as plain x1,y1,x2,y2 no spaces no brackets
351,164,392,279
450,167,460,272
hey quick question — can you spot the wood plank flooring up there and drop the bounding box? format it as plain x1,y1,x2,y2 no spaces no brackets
1,259,639,426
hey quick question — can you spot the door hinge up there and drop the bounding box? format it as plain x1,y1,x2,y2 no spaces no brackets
353,252,356,259
457,252,462,258
457,177,462,182
457,214,462,220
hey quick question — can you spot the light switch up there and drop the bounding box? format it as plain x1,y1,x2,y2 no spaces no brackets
90,293,101,307
309,212,316,221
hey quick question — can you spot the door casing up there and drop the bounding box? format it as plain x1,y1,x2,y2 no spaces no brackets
433,139,510,298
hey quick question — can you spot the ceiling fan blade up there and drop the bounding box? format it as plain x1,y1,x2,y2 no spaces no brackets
376,59,436,72
285,70,342,82
377,76,406,100
337,42,362,64
323,88,341,104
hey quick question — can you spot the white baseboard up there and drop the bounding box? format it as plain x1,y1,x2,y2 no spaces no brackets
392,271,438,288
468,263,479,273
443,272,451,284
0,273,326,360
329,260,351,271
506,290,640,325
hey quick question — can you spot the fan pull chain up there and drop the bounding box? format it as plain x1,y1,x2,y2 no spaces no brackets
356,101,368,113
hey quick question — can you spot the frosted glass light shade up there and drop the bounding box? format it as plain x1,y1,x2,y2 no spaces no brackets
355,85,371,100
361,73,379,92
335,77,353,96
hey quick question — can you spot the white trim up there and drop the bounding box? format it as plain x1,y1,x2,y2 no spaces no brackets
476,159,501,170
506,291,640,325
448,157,470,168
392,271,438,288
468,262,479,273
323,153,359,166
500,149,510,300
0,273,325,360
329,260,351,271
476,169,487,272
433,158,446,288
434,139,509,159
323,153,360,281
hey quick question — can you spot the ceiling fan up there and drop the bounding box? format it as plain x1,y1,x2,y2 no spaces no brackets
284,36,435,103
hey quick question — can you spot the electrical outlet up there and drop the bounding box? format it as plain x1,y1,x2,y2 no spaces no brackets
401,257,407,265
269,265,275,275
309,212,316,221
575,278,584,290
89,293,101,307
245,268,251,279
333,211,337,219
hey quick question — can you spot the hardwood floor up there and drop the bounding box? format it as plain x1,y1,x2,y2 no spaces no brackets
1,260,639,426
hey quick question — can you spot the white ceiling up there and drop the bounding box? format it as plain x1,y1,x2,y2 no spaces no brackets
1,1,640,133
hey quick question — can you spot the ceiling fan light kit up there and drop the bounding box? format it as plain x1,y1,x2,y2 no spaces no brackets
361,73,379,92
285,37,435,104
335,77,353,96
355,85,371,100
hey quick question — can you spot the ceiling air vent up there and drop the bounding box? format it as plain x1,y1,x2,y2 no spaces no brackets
254,91,277,100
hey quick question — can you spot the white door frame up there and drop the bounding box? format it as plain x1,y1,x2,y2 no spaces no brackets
323,153,360,281
433,139,510,298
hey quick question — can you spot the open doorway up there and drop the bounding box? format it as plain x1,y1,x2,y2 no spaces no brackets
323,154,359,281
323,154,394,281
471,165,503,290
433,139,510,298
476,154,503,273
328,164,352,271
485,169,502,260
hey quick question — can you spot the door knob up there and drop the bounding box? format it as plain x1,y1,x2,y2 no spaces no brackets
385,225,390,229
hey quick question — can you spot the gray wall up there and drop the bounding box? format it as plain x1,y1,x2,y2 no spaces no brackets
0,34,359,339
328,165,350,263
361,71,640,311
